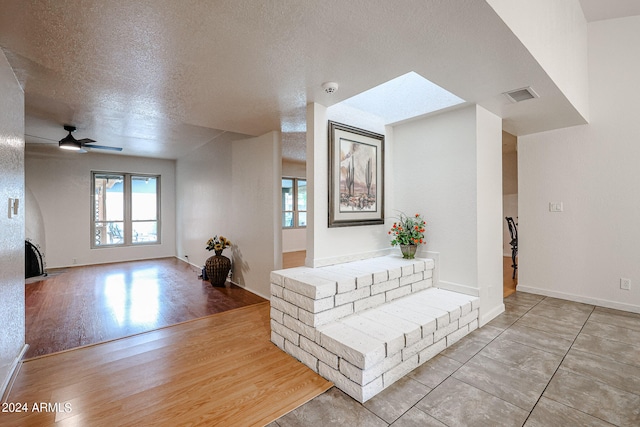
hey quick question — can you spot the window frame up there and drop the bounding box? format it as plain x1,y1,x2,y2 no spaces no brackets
91,171,161,248
282,177,307,229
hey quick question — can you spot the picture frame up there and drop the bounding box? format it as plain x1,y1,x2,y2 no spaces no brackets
328,121,384,227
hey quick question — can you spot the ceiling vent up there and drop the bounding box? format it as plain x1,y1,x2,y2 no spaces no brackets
503,87,539,103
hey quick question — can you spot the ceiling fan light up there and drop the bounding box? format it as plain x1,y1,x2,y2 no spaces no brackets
59,140,81,150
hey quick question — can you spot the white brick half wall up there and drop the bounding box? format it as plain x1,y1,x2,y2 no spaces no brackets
270,255,479,403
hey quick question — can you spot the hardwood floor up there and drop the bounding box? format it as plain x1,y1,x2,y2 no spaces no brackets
25,257,265,359
503,255,518,297
282,250,306,269
3,303,332,426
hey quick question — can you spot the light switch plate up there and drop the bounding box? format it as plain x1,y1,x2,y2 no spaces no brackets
549,202,563,212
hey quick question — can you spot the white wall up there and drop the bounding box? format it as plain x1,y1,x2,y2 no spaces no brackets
475,106,505,322
487,0,589,122
518,16,640,313
393,106,478,289
175,133,239,267
393,105,504,323
306,103,391,267
176,131,280,300
231,132,281,298
25,148,177,268
0,49,26,394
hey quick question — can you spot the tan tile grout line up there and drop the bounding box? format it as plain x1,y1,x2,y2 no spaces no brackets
520,298,597,426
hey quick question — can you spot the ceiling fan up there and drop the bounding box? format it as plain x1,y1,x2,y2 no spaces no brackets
57,125,123,152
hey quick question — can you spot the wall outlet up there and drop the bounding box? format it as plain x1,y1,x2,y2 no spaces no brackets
620,278,631,290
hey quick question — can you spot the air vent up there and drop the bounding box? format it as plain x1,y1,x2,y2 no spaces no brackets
503,87,539,103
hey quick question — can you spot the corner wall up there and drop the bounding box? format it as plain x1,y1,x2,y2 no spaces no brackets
518,16,640,313
392,105,504,323
230,131,282,298
306,103,390,267
0,49,26,395
487,0,589,122
176,131,281,299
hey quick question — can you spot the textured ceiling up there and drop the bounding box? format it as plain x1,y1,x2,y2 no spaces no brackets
1,1,637,160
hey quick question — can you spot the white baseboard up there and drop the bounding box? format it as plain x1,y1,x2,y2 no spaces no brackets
228,280,271,301
480,302,505,327
1,344,28,401
517,284,640,314
438,280,480,297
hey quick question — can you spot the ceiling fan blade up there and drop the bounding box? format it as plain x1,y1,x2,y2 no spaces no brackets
83,143,123,152
76,138,96,144
25,133,59,143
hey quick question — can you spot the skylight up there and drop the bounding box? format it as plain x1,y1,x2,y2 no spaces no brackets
339,71,465,124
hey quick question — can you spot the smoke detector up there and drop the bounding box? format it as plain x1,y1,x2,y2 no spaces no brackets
322,81,339,94
503,86,539,103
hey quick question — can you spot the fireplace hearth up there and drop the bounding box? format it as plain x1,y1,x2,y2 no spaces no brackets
25,240,46,279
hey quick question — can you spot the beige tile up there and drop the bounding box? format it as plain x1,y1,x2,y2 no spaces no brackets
561,349,640,395
503,300,532,317
363,376,430,424
573,333,640,367
408,354,462,389
582,319,640,345
544,368,640,426
440,336,488,364
391,407,447,427
499,323,573,355
503,292,545,307
486,312,521,330
453,354,548,411
480,337,563,379
594,306,640,320
525,397,615,427
537,297,594,315
467,324,503,343
589,309,640,332
528,303,591,327
514,312,583,340
276,387,387,427
417,377,529,427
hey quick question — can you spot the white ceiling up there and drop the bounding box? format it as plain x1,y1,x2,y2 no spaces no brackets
1,1,638,161
579,0,640,22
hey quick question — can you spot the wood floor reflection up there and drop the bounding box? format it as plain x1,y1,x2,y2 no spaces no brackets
25,257,266,359
7,303,332,426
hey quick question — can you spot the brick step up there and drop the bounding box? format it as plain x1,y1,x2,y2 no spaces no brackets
315,287,479,402
270,256,479,402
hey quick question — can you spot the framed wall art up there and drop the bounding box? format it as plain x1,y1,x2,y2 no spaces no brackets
328,121,384,227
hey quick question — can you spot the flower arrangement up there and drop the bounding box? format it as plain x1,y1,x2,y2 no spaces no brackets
206,235,232,253
389,212,426,247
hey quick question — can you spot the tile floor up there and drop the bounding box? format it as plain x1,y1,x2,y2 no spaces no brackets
269,291,640,426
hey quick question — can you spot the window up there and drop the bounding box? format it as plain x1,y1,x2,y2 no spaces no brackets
92,172,160,247
282,178,306,228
